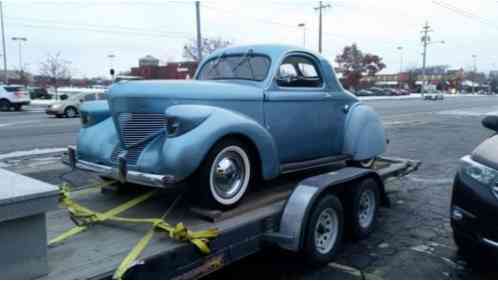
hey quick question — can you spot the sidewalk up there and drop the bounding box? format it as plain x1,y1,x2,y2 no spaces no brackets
358,93,495,101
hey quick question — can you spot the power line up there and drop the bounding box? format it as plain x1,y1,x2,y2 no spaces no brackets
432,0,498,31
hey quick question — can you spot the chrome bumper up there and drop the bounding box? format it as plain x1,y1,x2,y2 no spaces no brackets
65,146,177,188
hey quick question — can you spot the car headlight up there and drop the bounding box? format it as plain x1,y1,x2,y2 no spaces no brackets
461,155,498,187
50,103,62,109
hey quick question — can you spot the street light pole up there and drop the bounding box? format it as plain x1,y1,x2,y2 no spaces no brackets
472,54,477,95
0,1,7,84
397,46,403,89
298,23,306,48
11,36,27,83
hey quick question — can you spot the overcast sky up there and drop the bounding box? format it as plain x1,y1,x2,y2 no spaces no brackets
3,0,498,78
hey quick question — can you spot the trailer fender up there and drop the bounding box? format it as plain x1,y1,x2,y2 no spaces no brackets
275,167,386,252
343,103,386,161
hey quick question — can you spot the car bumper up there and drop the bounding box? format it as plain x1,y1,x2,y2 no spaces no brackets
12,100,30,105
64,146,178,188
46,107,64,115
451,172,498,255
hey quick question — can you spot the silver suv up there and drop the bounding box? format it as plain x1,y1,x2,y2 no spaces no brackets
0,85,31,111
46,92,106,118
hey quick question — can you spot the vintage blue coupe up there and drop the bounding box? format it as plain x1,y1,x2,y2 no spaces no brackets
69,44,386,208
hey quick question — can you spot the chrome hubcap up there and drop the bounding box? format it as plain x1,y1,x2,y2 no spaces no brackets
212,151,245,199
358,189,376,229
314,208,339,254
67,108,76,117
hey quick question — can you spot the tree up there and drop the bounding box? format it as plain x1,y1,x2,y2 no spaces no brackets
335,43,386,89
183,37,232,61
39,52,71,100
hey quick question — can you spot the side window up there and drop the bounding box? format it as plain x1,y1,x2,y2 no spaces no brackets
277,55,322,88
84,94,97,101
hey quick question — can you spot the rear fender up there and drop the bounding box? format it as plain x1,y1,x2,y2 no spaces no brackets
343,102,386,160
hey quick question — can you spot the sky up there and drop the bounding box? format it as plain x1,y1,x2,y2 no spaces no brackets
3,0,498,78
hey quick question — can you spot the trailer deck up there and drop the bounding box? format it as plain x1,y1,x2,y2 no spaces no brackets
42,157,419,279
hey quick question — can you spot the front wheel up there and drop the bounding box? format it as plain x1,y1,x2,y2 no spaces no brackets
302,195,344,264
194,139,253,210
64,106,78,118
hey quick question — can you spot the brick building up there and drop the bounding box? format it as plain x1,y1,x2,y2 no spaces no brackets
130,55,198,80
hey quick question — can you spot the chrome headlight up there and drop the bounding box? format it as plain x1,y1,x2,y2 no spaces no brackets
50,103,62,109
461,155,498,187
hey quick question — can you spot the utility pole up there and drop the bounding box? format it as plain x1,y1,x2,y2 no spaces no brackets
421,22,432,94
195,1,202,62
0,1,7,84
420,21,444,94
314,1,330,54
472,54,477,94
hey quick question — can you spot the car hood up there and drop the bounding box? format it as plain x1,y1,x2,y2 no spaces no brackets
108,80,263,104
472,135,498,170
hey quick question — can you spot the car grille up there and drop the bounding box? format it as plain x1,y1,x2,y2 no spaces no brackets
114,113,165,166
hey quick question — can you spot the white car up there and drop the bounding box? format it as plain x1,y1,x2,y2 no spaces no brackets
0,85,31,111
423,91,444,101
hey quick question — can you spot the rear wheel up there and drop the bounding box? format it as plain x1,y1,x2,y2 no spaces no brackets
194,139,253,209
0,99,10,111
302,195,344,264
348,178,380,240
13,104,22,111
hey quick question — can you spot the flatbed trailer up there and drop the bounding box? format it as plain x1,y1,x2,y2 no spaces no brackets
40,156,419,280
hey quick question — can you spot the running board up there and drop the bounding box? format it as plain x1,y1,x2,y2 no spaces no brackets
280,155,350,174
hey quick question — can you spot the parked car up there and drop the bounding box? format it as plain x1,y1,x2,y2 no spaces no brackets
28,87,52,100
451,115,498,260
354,89,375,97
46,91,106,118
423,91,444,100
0,84,30,111
70,44,386,209
368,87,389,96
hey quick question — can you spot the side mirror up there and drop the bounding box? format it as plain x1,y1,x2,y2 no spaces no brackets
482,115,498,132
276,75,296,86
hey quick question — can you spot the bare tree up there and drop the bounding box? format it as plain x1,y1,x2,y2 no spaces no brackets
183,37,232,61
39,52,71,100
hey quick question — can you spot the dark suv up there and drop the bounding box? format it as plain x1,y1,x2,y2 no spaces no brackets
451,115,498,259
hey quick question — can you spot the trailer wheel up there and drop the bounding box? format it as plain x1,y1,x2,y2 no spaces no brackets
303,194,344,264
348,178,380,240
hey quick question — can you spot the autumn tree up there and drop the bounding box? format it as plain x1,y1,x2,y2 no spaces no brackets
183,37,232,61
39,52,71,100
335,43,386,89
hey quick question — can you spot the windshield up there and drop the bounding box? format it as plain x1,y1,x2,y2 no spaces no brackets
197,54,271,82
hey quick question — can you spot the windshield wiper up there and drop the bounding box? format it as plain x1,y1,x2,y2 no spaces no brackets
231,49,255,80
206,52,226,77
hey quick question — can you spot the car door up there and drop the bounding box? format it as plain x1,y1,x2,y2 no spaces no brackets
264,53,333,164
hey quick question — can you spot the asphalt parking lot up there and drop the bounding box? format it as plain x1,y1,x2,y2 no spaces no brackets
2,96,498,279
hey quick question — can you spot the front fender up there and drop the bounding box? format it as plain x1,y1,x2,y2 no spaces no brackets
343,103,386,160
154,105,280,181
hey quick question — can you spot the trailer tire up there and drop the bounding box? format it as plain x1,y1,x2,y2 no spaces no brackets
348,178,380,240
302,194,344,265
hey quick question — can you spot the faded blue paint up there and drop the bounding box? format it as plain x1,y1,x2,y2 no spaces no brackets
343,103,386,160
75,44,386,185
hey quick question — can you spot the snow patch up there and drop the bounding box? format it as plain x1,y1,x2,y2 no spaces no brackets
0,148,66,160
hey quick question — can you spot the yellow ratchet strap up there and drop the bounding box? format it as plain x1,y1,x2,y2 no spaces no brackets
49,182,219,280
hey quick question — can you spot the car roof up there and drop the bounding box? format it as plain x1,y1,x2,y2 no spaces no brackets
207,44,325,63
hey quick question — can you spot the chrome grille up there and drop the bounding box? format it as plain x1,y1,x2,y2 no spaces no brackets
118,113,165,148
114,113,166,166
111,143,149,166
